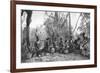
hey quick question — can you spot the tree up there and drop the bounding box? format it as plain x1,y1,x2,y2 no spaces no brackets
21,10,32,60
78,13,90,37
25,10,32,50
44,11,70,41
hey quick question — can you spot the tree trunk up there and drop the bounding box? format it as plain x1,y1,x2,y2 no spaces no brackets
25,10,32,52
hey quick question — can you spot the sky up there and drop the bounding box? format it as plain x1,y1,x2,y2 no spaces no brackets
29,11,81,30
30,11,46,29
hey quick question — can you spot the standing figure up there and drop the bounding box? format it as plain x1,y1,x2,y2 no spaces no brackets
59,38,63,53
31,40,39,57
64,40,70,54
49,44,55,55
73,37,81,54
54,40,59,53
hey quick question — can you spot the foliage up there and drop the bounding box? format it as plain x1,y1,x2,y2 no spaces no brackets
44,11,71,41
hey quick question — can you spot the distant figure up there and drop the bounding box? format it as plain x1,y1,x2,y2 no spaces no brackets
43,38,50,54
54,40,59,53
65,40,70,53
49,44,55,54
79,32,90,57
59,38,63,53
31,40,39,57
73,37,81,54
80,32,89,50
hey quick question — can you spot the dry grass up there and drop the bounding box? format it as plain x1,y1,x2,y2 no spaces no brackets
24,53,89,63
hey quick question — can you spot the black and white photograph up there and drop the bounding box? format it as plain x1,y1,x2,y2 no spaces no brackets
12,2,97,72
10,0,97,72
21,10,91,63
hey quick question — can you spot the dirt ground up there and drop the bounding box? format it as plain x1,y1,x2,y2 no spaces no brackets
24,53,89,63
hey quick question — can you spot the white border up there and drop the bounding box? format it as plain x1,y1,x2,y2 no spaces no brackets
16,4,94,69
